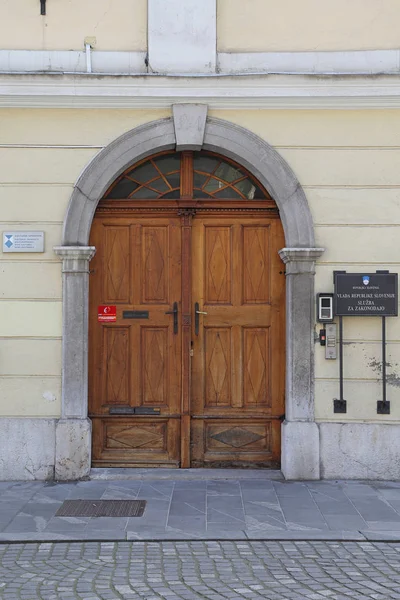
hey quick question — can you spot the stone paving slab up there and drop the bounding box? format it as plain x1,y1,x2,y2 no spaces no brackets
1,540,400,599
1,478,400,542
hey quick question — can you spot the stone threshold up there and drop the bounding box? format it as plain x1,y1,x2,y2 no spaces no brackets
90,468,284,481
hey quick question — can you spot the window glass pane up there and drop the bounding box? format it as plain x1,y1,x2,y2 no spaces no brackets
153,154,181,175
250,185,266,199
128,161,158,183
162,190,181,199
203,179,222,194
149,178,170,193
235,179,264,199
193,155,219,174
193,189,213,198
214,188,242,199
106,178,138,199
130,187,159,199
194,172,208,189
166,172,180,189
214,163,243,183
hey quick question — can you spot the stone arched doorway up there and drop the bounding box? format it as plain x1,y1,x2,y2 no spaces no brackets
89,148,285,469
54,106,323,480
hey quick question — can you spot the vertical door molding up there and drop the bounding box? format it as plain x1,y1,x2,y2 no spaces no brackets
279,247,324,480
53,245,96,480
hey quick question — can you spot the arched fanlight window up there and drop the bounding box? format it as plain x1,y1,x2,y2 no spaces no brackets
104,151,269,201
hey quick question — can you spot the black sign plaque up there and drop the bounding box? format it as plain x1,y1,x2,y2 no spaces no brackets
334,272,398,317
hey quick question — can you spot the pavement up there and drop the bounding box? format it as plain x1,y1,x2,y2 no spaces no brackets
2,472,400,598
2,539,400,599
1,470,400,542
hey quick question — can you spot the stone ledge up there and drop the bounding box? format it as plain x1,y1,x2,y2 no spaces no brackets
0,418,56,481
319,422,400,480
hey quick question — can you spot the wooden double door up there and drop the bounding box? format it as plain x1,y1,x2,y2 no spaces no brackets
89,204,285,468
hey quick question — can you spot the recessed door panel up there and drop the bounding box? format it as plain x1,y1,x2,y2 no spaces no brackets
205,226,232,304
103,226,131,304
243,225,271,304
141,326,169,407
205,327,232,407
102,326,131,406
92,417,180,467
243,327,270,407
141,226,169,304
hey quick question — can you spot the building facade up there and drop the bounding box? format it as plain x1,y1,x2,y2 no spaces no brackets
0,0,400,480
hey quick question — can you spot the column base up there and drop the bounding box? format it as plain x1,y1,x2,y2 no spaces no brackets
281,421,320,480
55,418,92,481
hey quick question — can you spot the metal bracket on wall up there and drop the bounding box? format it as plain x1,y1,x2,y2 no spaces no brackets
333,316,347,414
334,399,347,413
377,313,390,414
40,0,46,15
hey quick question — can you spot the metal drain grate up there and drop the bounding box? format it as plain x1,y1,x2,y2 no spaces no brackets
55,499,146,518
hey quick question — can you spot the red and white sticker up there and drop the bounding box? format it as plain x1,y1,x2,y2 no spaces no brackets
98,305,117,322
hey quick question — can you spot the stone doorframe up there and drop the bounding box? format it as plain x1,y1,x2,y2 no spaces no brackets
54,105,324,480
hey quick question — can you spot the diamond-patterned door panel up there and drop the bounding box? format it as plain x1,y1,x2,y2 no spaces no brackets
190,418,279,467
244,328,270,407
91,418,181,466
205,226,232,303
142,226,168,303
104,226,131,303
106,422,166,451
141,327,168,406
243,226,271,304
206,421,271,453
205,328,231,406
102,327,130,405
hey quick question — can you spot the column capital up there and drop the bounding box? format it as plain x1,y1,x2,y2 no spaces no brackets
279,247,325,275
54,246,96,273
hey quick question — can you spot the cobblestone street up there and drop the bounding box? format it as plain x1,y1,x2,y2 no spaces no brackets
1,540,400,599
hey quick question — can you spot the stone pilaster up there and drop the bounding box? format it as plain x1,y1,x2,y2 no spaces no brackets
53,246,96,480
279,247,324,480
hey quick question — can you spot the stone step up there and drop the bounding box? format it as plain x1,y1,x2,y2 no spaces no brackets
90,467,284,481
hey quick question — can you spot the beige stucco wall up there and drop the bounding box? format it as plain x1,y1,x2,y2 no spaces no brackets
2,0,400,54
0,108,169,417
213,108,400,423
0,106,399,423
217,0,400,52
0,0,147,51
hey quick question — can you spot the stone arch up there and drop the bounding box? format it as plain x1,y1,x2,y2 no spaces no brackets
55,108,324,481
63,116,314,248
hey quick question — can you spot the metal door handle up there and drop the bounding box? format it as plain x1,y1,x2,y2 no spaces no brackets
165,302,178,334
194,302,207,336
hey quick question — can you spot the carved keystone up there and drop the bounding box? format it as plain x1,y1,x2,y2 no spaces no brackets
172,104,208,151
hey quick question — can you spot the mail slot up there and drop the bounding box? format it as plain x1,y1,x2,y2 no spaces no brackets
109,406,161,415
135,407,161,415
109,406,135,415
123,311,149,319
